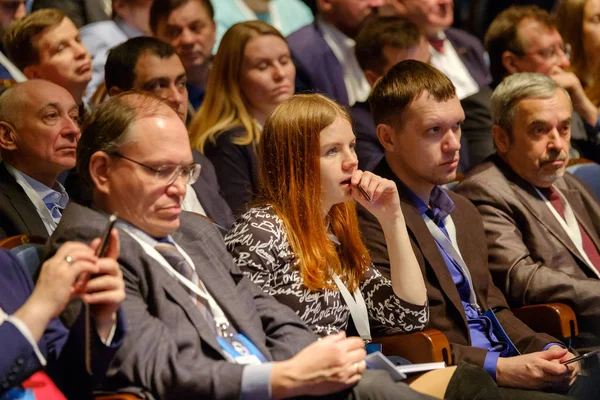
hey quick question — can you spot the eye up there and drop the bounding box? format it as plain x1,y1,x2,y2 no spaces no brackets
326,147,338,156
451,122,461,132
349,141,356,150
256,62,268,71
177,79,187,89
70,114,80,125
166,27,181,39
279,55,290,65
56,44,65,53
428,126,441,135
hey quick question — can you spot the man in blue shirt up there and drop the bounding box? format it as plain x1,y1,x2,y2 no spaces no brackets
357,59,588,397
0,80,80,238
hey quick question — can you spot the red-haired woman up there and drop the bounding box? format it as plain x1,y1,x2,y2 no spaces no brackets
225,93,428,339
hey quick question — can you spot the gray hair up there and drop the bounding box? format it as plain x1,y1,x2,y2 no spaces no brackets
491,73,572,136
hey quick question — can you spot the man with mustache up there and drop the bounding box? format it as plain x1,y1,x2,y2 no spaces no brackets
0,80,81,238
3,8,93,113
456,72,600,347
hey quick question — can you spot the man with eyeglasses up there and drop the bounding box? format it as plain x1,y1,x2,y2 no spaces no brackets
46,91,435,400
485,5,600,163
0,80,80,239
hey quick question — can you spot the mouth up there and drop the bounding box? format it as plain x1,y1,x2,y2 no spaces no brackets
441,159,459,168
340,178,352,186
77,62,91,74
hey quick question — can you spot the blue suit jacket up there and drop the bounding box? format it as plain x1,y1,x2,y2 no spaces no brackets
0,249,124,398
287,22,349,106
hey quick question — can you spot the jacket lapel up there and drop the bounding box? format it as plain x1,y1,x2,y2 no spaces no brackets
0,164,49,236
375,161,470,335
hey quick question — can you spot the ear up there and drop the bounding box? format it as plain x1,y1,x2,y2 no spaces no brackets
381,0,409,16
316,0,333,13
492,125,510,154
108,86,122,97
376,123,396,152
0,122,18,151
89,151,112,195
23,65,42,80
501,50,521,75
364,69,381,88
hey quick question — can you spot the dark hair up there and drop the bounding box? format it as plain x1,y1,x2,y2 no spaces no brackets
77,92,174,186
355,16,422,75
105,37,178,91
150,0,214,34
3,8,65,70
370,60,456,129
484,6,555,86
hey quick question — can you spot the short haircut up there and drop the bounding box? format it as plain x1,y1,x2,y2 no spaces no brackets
369,60,456,129
3,8,66,71
105,37,178,91
484,6,555,86
491,73,572,137
355,16,422,75
77,92,175,186
150,0,214,34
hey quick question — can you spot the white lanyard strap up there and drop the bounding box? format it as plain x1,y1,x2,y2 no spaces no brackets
234,0,281,30
534,187,600,278
121,227,231,332
330,273,371,342
4,164,56,235
423,214,482,313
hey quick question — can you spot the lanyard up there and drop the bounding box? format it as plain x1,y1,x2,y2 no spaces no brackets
327,233,371,342
121,227,232,335
534,187,600,278
330,273,371,342
422,214,482,313
4,164,55,235
234,0,281,31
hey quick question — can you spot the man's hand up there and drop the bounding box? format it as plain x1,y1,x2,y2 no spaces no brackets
86,229,125,340
547,345,580,386
549,66,599,126
496,346,575,392
271,332,367,399
13,242,99,341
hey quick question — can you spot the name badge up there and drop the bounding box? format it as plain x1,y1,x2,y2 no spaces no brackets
216,333,267,365
483,308,520,357
365,343,382,354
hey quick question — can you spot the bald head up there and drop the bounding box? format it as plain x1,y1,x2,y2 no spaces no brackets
0,80,80,187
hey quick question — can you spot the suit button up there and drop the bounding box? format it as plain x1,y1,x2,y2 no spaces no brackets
12,366,20,373
2,382,10,389
16,358,24,365
7,375,14,382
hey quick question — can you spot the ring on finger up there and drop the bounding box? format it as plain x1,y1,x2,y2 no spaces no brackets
353,362,360,374
65,255,73,264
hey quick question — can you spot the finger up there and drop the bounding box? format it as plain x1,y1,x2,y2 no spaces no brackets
370,178,394,204
93,259,122,276
82,290,125,305
345,347,367,365
55,242,96,261
539,347,569,361
90,237,101,252
540,359,573,376
84,274,122,293
337,337,367,354
350,169,364,188
320,331,346,344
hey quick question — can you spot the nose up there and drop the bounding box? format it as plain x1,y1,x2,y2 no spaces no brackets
73,41,88,59
15,2,26,19
179,28,195,46
547,128,566,150
557,49,570,69
166,171,187,196
342,149,359,171
167,84,184,109
369,0,385,7
441,130,461,153
61,115,81,141
272,63,285,81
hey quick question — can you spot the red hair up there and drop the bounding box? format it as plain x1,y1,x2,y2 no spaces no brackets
257,94,369,291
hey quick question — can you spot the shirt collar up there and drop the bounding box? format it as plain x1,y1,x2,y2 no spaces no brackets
317,17,356,53
406,185,455,222
115,17,145,38
115,218,175,248
11,166,68,208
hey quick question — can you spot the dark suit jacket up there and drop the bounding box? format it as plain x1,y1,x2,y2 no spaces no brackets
357,158,556,368
191,150,234,230
456,154,600,347
47,203,315,399
32,0,108,28
0,163,49,239
0,249,123,399
287,22,349,106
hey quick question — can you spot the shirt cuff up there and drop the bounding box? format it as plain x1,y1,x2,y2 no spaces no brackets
483,351,500,381
5,316,47,367
241,362,273,400
99,320,117,346
543,342,566,351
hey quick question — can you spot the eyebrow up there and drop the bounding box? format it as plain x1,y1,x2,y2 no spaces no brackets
320,139,356,147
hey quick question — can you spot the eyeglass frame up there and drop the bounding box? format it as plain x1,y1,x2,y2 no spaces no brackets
109,152,201,186
511,42,572,63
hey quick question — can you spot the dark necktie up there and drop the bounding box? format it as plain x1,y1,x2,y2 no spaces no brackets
429,38,446,54
541,186,600,272
154,241,215,325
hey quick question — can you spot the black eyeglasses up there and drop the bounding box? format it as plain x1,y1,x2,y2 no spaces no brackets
513,43,571,63
111,153,201,186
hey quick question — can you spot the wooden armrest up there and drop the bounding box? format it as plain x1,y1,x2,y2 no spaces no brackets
0,234,46,249
95,395,143,400
512,303,579,339
373,328,453,365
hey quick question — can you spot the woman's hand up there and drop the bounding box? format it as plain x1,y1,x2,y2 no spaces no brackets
350,170,403,224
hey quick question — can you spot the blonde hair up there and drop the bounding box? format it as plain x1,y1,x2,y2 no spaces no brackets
189,20,285,152
257,94,369,292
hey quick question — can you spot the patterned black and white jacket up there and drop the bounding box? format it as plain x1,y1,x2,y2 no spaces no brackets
225,205,428,337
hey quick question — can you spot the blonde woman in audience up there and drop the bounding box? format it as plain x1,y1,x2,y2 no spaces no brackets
189,20,295,216
556,0,600,106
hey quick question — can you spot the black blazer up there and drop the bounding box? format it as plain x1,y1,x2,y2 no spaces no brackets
0,163,49,239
